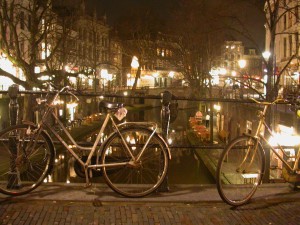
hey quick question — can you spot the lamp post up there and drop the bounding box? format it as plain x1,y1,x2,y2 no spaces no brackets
130,56,139,89
262,50,272,183
262,51,271,98
238,59,247,99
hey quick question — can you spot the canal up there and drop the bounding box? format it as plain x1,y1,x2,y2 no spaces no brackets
49,106,216,185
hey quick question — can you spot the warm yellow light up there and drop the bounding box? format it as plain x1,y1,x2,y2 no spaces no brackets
131,56,139,69
169,71,175,78
262,51,271,60
69,77,76,84
214,104,221,111
101,69,108,79
67,102,78,108
238,59,246,69
153,73,159,78
219,68,227,75
35,66,41,73
269,133,300,146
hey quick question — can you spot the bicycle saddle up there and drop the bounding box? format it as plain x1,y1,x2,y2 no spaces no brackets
99,101,123,112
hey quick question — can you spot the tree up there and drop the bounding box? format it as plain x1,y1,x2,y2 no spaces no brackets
0,0,79,89
115,3,167,91
166,0,233,98
219,0,300,101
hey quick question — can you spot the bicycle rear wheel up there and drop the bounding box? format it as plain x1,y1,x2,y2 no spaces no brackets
0,124,54,196
216,136,265,206
100,127,169,197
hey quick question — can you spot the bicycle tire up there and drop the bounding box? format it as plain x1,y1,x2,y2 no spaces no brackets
100,126,169,197
216,135,265,206
0,124,55,196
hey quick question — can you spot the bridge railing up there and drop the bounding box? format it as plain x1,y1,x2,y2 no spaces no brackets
0,85,294,185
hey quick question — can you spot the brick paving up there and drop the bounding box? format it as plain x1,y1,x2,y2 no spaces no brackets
0,183,300,225
0,198,299,225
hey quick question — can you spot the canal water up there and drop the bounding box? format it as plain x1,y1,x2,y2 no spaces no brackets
50,106,216,185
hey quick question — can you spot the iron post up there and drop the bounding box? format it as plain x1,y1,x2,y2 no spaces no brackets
7,84,21,189
158,90,173,192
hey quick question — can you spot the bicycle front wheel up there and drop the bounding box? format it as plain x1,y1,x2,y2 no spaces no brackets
0,124,54,196
100,127,169,197
216,136,265,206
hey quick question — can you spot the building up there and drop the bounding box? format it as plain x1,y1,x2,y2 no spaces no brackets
56,0,122,93
0,0,123,124
210,41,263,99
123,32,184,89
265,0,300,92
0,0,121,93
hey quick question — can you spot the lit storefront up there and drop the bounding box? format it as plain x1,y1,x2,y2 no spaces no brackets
269,124,300,180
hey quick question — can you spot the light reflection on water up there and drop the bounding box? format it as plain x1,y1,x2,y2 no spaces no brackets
49,107,215,185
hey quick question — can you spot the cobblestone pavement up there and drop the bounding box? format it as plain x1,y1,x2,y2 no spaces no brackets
0,183,300,225
0,198,300,225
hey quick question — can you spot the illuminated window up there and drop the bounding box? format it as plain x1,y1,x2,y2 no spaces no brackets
41,43,51,59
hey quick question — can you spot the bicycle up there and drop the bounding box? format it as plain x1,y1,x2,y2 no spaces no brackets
216,98,300,206
0,84,171,197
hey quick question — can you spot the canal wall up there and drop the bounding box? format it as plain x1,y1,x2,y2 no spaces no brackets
186,130,222,182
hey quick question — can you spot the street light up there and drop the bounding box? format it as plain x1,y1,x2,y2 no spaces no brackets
238,59,246,69
262,51,271,60
129,56,139,88
262,51,271,97
131,56,139,69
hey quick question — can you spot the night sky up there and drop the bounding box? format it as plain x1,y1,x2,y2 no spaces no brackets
87,0,166,22
86,0,265,49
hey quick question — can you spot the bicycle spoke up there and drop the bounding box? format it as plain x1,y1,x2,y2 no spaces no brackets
217,136,264,206
101,127,168,197
0,125,54,196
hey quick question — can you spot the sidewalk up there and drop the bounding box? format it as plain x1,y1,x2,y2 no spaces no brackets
0,183,299,224
0,183,298,203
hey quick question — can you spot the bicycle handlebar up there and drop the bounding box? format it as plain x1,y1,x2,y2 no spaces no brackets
249,98,286,105
46,82,80,103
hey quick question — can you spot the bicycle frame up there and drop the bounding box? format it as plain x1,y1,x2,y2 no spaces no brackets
33,92,160,185
251,103,300,173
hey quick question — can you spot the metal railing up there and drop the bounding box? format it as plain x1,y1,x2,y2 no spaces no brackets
0,85,296,185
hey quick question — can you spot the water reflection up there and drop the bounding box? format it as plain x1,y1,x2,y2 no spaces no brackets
49,107,215,184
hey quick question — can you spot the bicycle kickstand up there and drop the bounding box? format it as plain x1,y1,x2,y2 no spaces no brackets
84,168,93,188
